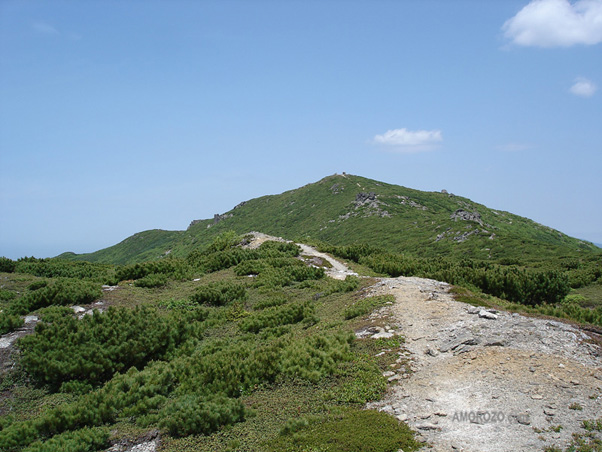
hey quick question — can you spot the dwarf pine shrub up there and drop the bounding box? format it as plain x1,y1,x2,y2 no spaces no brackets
18,306,189,389
190,281,247,306
133,273,168,288
158,394,245,437
9,279,102,315
239,302,312,333
0,313,23,335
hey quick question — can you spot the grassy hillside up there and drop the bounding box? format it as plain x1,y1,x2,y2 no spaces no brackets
59,174,599,265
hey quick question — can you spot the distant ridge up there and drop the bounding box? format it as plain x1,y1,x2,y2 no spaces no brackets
58,174,599,265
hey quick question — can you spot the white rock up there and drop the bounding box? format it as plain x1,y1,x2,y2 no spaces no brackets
478,310,498,320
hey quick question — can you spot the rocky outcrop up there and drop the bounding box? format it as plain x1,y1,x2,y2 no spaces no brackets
206,213,233,228
451,209,483,225
354,192,377,207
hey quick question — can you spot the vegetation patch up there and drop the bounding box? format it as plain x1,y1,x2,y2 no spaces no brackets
344,294,394,320
264,408,420,452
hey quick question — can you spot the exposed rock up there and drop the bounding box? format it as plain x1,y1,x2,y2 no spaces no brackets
188,219,202,228
439,335,479,353
355,192,377,206
478,310,498,320
213,213,233,224
451,209,483,225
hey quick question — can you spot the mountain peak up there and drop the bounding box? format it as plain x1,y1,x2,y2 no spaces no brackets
60,174,599,264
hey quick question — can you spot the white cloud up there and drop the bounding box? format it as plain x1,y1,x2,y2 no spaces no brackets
32,22,59,35
496,143,533,152
570,77,598,96
502,0,602,47
373,128,442,152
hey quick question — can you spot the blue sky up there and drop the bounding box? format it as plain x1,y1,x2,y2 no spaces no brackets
1,0,601,259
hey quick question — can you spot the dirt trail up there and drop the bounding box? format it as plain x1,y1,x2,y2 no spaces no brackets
243,231,358,280
364,277,602,452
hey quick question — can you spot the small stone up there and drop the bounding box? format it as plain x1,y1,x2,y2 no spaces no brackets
529,367,536,372
382,371,395,377
396,413,408,422
516,414,531,425
531,394,543,400
558,364,565,368
71,306,86,314
570,380,580,385
416,423,439,431
478,310,498,320
544,408,556,416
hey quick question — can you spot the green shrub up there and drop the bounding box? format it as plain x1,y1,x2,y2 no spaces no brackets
0,288,17,301
234,259,267,276
22,427,109,452
265,408,419,452
14,258,114,283
254,295,289,310
158,394,245,437
18,306,190,389
254,264,324,289
116,259,190,282
358,252,570,306
240,302,312,333
134,273,168,288
0,257,16,273
191,282,247,306
257,241,300,257
344,295,394,320
9,279,102,315
0,313,23,335
37,306,74,323
326,276,360,295
205,231,242,254
333,356,387,404
279,331,354,382
27,280,48,291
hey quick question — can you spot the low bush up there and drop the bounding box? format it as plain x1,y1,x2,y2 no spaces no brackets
343,294,394,320
116,259,190,282
0,288,17,301
254,294,289,310
27,280,48,291
325,276,360,295
0,257,16,273
22,427,109,452
158,394,245,437
240,302,312,333
0,313,23,335
9,279,102,315
14,258,115,283
279,331,353,382
134,273,168,288
18,306,190,389
190,282,247,306
265,408,419,452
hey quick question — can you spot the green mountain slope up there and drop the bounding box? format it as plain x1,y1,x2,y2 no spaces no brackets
59,174,599,264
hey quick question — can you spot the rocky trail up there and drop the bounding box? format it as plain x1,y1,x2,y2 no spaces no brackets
250,233,602,451
363,277,602,452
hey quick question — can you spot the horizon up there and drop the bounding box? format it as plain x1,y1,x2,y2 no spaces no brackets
1,0,601,259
